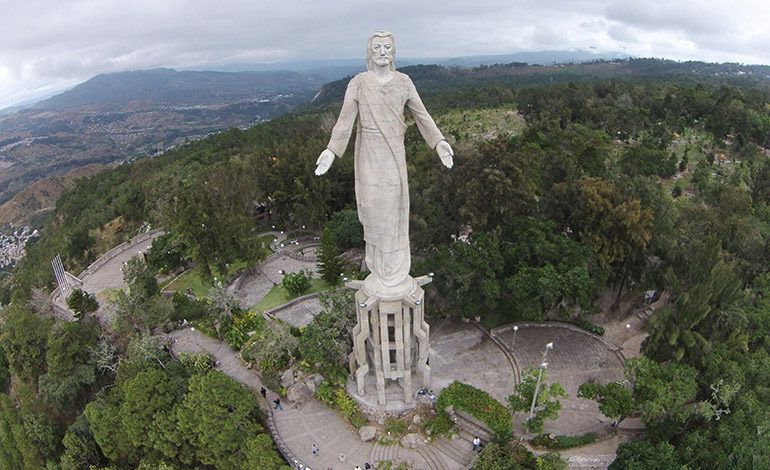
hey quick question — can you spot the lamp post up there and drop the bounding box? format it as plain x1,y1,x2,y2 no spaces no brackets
529,362,548,419
512,325,519,349
541,342,554,364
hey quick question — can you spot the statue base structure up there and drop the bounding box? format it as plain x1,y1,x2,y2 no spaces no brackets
345,274,432,407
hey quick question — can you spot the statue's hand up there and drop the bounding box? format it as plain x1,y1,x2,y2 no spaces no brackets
436,140,454,169
315,149,336,176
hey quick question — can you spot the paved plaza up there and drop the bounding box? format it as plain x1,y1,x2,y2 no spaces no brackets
493,323,626,436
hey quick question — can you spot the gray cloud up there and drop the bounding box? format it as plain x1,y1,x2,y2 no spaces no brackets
1,0,769,108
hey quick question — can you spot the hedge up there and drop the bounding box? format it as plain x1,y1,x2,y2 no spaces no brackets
436,381,512,437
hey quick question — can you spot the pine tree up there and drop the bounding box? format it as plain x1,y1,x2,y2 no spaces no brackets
318,227,344,285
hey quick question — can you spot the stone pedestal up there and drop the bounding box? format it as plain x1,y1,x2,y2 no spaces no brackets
346,275,432,405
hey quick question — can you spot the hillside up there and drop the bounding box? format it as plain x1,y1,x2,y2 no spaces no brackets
0,164,107,229
0,68,328,205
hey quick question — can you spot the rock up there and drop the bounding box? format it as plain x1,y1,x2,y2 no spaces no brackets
400,433,423,449
359,426,377,442
286,383,312,406
305,373,324,394
280,369,295,388
412,414,422,425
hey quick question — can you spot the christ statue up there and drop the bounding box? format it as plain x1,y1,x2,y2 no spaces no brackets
315,31,453,297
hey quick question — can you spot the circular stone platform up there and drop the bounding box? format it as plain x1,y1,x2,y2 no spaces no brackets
493,323,626,436
346,318,517,415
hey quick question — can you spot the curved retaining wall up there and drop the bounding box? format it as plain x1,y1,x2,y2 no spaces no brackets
78,229,164,278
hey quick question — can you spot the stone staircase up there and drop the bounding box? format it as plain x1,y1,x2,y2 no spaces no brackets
415,410,494,469
416,445,446,470
370,442,400,465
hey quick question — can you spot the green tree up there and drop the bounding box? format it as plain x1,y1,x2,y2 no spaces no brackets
176,370,270,469
85,398,137,465
59,414,106,470
0,304,52,382
146,233,188,274
120,368,188,459
548,176,653,308
297,290,355,377
0,393,42,469
0,349,9,392
282,270,311,297
39,319,99,412
509,366,567,434
645,239,744,364
577,381,634,424
66,288,99,318
123,256,160,300
625,356,701,428
325,208,364,249
610,440,685,470
242,433,290,469
430,232,504,318
318,227,344,285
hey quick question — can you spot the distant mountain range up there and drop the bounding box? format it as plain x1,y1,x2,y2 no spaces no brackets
0,68,328,206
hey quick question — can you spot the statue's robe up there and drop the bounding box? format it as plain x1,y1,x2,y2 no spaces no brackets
326,71,444,289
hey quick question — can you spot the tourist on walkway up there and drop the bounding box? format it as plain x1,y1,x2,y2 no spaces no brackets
260,386,267,398
312,443,320,456
473,436,482,452
273,397,283,410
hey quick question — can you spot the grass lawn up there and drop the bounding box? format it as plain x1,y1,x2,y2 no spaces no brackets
163,258,254,298
163,269,212,298
252,278,331,312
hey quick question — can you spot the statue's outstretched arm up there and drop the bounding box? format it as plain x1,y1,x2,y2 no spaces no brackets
405,79,453,169
316,78,359,176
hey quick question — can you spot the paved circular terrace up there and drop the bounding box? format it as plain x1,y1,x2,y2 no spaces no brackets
493,323,626,436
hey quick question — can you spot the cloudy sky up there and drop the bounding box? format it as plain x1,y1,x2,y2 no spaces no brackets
1,0,769,109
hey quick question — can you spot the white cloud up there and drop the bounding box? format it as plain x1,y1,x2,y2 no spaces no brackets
1,0,769,109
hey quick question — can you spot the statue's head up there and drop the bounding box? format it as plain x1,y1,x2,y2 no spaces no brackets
366,31,396,72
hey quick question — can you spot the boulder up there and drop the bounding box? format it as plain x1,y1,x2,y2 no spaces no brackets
286,382,313,406
280,369,295,388
359,426,377,442
400,433,424,449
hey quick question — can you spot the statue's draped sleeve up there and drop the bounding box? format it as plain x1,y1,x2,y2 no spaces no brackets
326,77,359,158
405,78,445,149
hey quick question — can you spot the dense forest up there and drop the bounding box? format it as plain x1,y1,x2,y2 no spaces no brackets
1,58,770,468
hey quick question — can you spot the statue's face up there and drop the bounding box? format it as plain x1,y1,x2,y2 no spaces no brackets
370,36,394,68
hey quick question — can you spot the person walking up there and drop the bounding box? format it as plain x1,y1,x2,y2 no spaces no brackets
273,397,283,410
473,436,482,452
312,443,320,456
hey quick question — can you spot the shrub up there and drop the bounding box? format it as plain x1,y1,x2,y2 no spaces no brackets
563,319,604,335
379,417,409,445
282,270,311,296
531,432,597,449
436,381,512,438
426,411,455,437
178,352,213,375
171,292,210,322
224,310,264,350
315,381,368,428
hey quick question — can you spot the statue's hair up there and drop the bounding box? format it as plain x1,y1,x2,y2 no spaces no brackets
366,31,396,71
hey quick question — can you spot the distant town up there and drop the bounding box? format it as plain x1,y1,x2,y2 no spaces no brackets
0,225,37,270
